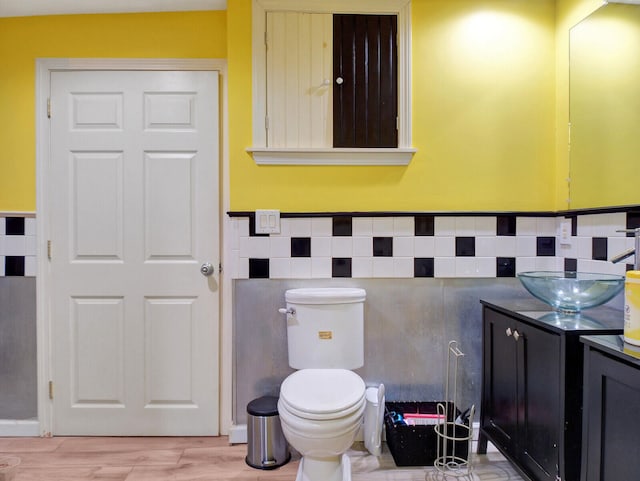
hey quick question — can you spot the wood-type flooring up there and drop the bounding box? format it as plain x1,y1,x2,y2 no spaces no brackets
0,436,525,480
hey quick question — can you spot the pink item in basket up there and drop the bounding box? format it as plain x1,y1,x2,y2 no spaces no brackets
404,413,445,425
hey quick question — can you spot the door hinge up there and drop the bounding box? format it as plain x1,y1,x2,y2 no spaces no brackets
265,116,269,131
48,381,54,400
219,262,223,273
264,30,268,49
47,98,51,119
47,240,52,260
396,116,399,130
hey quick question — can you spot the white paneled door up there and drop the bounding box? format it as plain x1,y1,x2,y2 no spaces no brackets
49,70,220,435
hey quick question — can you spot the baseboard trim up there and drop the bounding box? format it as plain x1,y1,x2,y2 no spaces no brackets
228,423,247,444
0,419,41,437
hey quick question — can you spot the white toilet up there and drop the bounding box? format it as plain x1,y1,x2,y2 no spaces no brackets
277,287,367,481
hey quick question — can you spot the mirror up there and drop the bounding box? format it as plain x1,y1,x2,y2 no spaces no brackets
569,2,640,209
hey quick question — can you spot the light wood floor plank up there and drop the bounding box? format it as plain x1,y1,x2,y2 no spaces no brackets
0,437,64,453
13,449,183,467
55,437,223,453
14,466,132,481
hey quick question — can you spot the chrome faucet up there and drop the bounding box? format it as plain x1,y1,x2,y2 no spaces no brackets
610,227,640,270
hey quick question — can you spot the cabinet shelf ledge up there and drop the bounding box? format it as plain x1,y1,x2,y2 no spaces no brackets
247,147,417,166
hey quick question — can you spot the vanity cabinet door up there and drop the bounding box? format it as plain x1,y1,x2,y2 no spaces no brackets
517,322,561,481
481,308,519,456
582,348,640,481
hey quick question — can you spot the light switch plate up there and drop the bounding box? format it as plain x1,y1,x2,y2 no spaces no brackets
559,220,572,246
255,209,281,234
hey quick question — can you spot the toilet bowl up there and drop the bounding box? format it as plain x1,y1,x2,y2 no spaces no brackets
278,288,367,481
278,369,366,481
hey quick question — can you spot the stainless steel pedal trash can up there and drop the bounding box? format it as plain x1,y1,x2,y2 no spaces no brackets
245,395,290,469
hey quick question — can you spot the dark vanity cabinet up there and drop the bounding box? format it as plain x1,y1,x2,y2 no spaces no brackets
580,336,640,481
478,300,623,481
480,306,561,480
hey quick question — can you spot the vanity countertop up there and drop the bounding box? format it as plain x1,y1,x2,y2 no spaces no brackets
480,298,624,335
581,334,640,367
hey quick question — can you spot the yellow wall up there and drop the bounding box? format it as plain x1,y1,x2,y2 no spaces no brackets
0,11,226,211
228,0,557,212
2,1,625,213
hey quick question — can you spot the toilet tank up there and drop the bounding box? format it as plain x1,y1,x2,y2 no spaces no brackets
284,287,366,370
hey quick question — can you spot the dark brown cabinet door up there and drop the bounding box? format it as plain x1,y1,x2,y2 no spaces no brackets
333,14,397,148
583,349,640,481
481,309,519,456
518,323,561,481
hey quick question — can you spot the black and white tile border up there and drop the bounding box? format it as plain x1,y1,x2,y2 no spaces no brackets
228,211,640,279
2,210,639,279
0,217,37,277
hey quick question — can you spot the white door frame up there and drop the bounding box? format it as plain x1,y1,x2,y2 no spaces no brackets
35,58,232,437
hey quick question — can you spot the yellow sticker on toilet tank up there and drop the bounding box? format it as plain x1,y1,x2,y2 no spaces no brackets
318,331,333,340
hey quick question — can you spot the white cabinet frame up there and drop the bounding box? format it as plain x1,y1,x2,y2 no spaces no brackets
249,0,415,165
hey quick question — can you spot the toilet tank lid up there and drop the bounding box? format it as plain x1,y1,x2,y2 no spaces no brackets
285,287,366,304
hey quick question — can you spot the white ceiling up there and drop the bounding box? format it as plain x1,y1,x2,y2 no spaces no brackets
0,0,226,18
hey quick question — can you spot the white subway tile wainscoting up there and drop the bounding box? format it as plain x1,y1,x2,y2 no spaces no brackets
2,209,639,279
227,210,640,280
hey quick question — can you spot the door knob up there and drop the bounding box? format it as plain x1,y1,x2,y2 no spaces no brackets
336,77,344,85
200,262,215,276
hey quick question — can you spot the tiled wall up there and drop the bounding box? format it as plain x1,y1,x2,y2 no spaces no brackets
2,210,639,278
0,216,37,277
228,211,640,279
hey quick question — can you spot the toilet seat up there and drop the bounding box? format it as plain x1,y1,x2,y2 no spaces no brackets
278,369,366,441
278,398,366,439
279,369,365,420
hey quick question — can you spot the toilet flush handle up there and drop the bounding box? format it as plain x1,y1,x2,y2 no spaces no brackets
278,307,296,316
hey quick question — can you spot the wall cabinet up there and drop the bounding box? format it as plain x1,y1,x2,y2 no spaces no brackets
478,301,623,481
580,335,640,481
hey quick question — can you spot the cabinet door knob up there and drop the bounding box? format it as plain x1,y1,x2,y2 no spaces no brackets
506,327,513,337
513,330,521,341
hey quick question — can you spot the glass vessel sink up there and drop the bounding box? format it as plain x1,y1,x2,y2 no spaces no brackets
517,271,625,313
